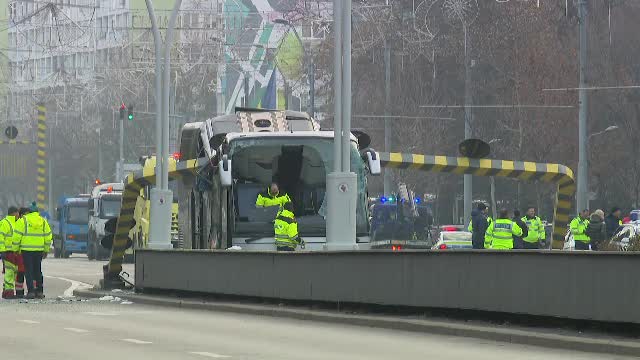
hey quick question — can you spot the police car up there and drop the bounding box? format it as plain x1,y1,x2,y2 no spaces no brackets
431,226,472,250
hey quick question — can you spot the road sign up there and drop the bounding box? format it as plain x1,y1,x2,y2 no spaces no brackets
5,126,18,140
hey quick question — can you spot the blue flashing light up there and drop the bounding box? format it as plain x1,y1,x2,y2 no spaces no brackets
415,197,421,204
380,196,387,203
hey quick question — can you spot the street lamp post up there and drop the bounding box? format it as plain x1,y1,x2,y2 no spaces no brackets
576,0,589,212
588,125,618,140
325,0,358,250
146,0,182,250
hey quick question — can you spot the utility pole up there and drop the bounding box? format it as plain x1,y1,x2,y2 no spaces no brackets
48,126,53,213
284,81,290,110
326,0,357,250
463,24,473,226
308,60,315,118
97,127,102,180
383,39,392,195
117,105,125,182
576,0,589,212
147,0,182,250
216,63,226,116
243,74,250,107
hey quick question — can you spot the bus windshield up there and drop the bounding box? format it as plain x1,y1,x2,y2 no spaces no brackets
66,205,89,225
230,136,368,238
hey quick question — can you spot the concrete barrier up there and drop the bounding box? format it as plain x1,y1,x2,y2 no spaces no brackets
135,249,640,324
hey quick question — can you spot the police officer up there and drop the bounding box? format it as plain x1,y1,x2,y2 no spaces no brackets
256,182,291,214
1,206,20,299
274,202,303,251
468,203,493,249
521,207,545,249
14,206,52,299
570,209,591,250
486,209,523,250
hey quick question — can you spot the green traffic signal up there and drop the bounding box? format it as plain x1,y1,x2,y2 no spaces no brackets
128,113,134,121
127,104,134,121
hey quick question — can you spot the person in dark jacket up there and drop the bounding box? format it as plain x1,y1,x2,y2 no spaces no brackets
604,207,623,239
470,203,489,249
512,210,528,249
586,209,607,251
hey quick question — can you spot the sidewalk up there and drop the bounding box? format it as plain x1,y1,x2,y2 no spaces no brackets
75,288,640,357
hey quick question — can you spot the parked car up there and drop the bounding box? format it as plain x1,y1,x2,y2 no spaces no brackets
432,230,472,250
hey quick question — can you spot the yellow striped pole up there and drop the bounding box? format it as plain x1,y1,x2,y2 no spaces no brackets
36,103,47,211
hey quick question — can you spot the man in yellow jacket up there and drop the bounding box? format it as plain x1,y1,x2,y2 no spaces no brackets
256,182,291,215
1,206,21,299
274,202,303,251
486,209,523,250
14,206,52,299
521,207,546,249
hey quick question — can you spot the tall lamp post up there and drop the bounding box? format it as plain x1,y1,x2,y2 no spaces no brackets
325,0,357,250
146,0,182,250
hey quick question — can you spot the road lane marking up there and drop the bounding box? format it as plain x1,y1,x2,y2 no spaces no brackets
64,328,89,333
121,339,152,345
18,320,40,324
189,352,231,358
44,275,92,297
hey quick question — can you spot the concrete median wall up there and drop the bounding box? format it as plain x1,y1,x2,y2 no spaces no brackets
135,250,640,324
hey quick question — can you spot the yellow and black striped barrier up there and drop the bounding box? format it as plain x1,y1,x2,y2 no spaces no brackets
36,104,47,211
107,158,207,277
379,152,575,249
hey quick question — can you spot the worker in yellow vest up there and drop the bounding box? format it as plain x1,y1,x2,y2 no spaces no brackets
1,207,20,299
486,209,523,250
14,206,52,299
274,202,304,251
521,207,545,249
570,209,591,250
256,182,292,216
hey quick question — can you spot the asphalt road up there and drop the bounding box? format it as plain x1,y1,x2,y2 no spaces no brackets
42,254,135,298
0,256,634,360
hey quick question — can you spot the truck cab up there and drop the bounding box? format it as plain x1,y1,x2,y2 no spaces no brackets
53,197,90,258
178,109,381,251
87,183,123,260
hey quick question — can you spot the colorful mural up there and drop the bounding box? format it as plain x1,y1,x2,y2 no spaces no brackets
222,0,307,113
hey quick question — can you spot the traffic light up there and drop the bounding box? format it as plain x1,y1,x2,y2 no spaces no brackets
119,103,126,121
127,104,134,121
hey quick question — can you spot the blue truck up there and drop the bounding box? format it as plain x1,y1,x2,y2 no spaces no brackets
52,196,90,258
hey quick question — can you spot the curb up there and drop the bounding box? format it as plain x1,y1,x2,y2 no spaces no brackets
75,289,640,357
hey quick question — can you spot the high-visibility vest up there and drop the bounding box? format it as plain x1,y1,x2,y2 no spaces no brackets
486,218,523,250
570,217,590,242
274,209,299,249
0,215,19,252
15,212,52,253
521,216,545,243
484,217,494,248
256,189,291,214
